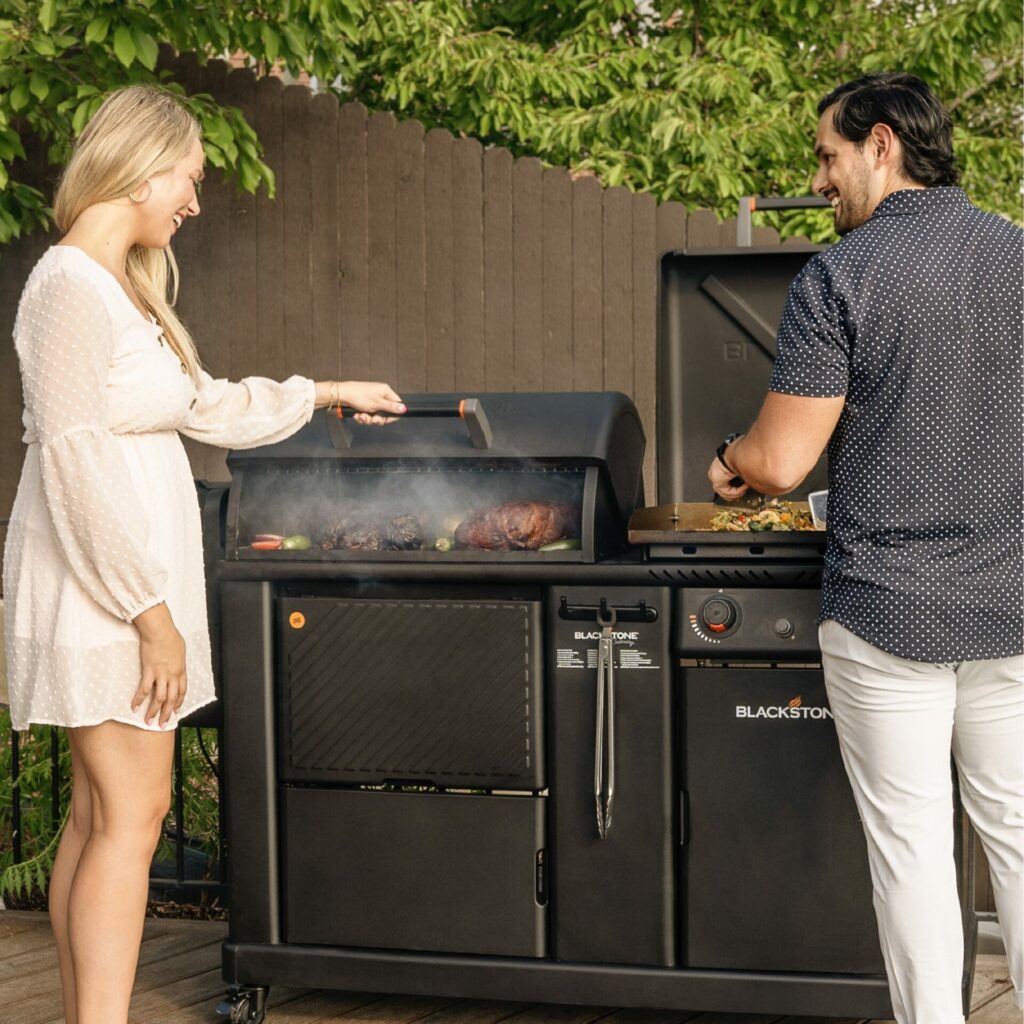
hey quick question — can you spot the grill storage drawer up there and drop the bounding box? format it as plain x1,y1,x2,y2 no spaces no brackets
277,597,544,789
280,787,547,957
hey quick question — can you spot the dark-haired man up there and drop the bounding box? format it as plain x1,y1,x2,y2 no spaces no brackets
708,72,1022,1021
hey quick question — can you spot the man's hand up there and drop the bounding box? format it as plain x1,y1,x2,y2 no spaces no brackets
708,452,750,501
708,394,846,498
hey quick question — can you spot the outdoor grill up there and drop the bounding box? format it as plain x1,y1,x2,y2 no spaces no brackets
206,251,977,1024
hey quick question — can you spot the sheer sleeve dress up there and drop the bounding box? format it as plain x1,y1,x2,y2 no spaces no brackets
2,244,315,731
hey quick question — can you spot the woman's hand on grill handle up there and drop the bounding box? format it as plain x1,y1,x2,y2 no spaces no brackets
131,602,187,728
315,380,406,425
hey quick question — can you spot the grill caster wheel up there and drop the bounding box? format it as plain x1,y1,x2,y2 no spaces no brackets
216,984,269,1023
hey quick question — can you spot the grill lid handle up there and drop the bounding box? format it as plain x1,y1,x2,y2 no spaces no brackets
325,397,493,449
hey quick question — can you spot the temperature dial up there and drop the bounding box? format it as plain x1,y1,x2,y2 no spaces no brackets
700,597,738,634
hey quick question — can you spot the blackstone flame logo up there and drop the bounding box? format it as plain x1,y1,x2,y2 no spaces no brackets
735,695,834,720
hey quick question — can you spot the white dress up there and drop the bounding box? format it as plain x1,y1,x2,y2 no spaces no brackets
2,245,315,732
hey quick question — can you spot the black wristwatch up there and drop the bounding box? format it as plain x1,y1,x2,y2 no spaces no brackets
715,432,744,484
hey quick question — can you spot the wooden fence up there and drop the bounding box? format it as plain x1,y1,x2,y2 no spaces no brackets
0,51,804,516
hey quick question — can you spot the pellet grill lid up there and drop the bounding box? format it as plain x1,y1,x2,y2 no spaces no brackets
223,391,646,563
657,247,829,504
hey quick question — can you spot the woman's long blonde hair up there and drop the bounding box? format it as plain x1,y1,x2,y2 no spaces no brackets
53,85,202,379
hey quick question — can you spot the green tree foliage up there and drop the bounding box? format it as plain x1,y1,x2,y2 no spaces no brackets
0,1,1019,245
0,0,364,242
344,0,1022,241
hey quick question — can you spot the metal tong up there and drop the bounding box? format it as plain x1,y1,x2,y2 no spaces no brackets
594,606,616,839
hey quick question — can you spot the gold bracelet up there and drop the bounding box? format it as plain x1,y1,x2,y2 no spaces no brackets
330,381,343,418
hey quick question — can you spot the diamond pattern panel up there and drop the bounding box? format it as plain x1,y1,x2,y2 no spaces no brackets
279,599,542,789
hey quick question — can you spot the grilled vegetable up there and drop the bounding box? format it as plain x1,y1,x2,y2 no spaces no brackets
253,533,284,543
281,534,313,550
539,538,582,551
434,537,454,552
251,539,283,550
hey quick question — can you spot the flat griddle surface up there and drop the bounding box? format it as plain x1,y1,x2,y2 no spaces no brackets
628,502,822,546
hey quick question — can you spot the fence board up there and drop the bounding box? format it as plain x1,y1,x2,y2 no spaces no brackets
602,186,633,397
253,75,286,389
367,111,398,384
483,147,514,391
197,57,231,482
541,167,573,392
632,191,658,502
198,58,231,367
395,118,427,393
174,51,214,481
656,200,687,257
215,67,261,482
686,208,735,248
451,137,485,393
513,157,544,391
337,101,370,381
572,175,603,392
282,85,313,387
309,91,340,383
424,128,455,392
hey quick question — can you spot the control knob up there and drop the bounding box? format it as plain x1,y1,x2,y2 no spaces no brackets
774,618,794,639
700,596,737,634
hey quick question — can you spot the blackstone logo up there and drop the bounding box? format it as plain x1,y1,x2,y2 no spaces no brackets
574,631,639,641
735,695,833,721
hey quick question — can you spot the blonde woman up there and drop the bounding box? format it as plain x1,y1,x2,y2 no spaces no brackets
1,85,405,1024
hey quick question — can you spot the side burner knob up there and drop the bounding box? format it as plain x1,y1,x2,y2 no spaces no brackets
774,618,794,639
701,597,737,634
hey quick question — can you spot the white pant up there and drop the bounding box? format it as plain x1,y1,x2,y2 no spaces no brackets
819,619,1024,1023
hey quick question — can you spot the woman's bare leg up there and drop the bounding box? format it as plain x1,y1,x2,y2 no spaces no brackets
66,721,173,1024
48,732,92,1024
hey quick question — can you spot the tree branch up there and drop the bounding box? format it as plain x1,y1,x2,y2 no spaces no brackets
947,56,1018,112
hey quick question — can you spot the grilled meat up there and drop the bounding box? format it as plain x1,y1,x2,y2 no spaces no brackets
344,523,385,551
384,513,427,550
455,501,578,551
315,512,426,552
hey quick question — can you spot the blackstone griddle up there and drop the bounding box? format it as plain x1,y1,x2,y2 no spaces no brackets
628,501,827,560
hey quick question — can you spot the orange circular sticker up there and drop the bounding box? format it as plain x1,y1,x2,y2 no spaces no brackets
288,611,306,629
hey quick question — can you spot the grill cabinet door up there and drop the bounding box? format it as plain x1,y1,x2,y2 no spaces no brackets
681,666,885,974
277,597,543,789
281,787,546,957
548,586,676,966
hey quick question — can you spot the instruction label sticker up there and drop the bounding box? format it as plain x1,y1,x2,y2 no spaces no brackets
555,631,661,671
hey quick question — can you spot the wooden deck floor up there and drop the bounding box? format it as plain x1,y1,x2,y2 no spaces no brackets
1,911,1019,1024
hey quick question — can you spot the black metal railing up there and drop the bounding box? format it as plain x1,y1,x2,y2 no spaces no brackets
7,723,227,906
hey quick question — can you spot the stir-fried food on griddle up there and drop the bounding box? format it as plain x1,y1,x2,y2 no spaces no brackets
709,499,817,532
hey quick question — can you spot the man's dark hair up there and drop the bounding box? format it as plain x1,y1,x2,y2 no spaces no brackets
818,72,959,187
